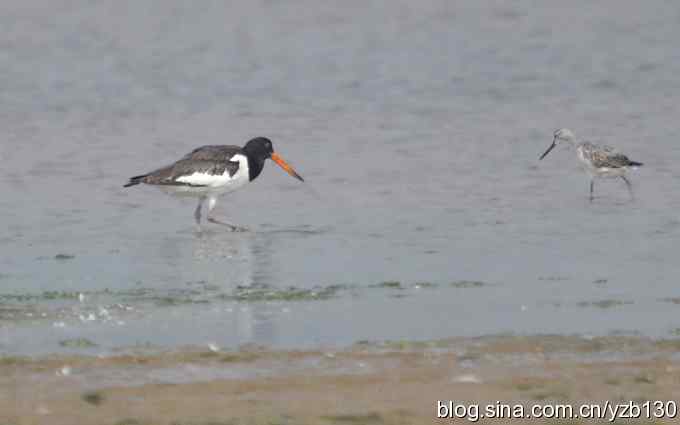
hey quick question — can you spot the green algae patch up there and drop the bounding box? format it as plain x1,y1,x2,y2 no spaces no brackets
152,296,210,307
219,352,259,363
59,338,98,348
82,390,105,406
351,338,453,352
222,284,344,302
381,339,450,351
0,291,83,302
0,356,29,366
576,299,634,309
369,281,403,289
120,287,214,306
449,280,485,288
54,253,76,261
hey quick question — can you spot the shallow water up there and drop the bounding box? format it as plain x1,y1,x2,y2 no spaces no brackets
1,0,680,356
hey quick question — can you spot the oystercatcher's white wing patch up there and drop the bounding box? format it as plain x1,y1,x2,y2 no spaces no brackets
175,154,250,192
175,172,221,187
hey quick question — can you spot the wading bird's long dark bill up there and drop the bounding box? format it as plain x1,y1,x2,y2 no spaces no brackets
540,139,556,160
271,152,304,182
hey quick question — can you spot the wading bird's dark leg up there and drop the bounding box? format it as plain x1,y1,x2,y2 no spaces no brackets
589,179,595,202
194,196,206,226
621,175,634,200
205,196,247,232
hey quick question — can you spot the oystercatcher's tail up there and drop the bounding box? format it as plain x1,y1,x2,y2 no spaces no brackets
123,174,147,188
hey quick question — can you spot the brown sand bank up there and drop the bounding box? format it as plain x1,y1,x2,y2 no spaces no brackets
2,335,680,425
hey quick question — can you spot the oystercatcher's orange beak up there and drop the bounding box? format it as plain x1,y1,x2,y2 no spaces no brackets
270,152,304,182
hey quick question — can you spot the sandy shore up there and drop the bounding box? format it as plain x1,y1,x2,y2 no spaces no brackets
2,335,680,425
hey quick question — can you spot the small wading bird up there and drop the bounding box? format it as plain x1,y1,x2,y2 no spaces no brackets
124,137,304,231
540,128,643,201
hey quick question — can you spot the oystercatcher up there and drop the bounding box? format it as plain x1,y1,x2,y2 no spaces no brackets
540,128,643,201
124,137,304,230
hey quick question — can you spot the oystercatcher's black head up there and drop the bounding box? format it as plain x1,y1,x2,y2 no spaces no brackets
243,137,304,182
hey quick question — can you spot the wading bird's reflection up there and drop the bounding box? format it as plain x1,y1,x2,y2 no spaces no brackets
191,230,280,346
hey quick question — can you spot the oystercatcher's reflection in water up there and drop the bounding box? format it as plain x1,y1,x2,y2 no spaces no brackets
189,230,265,345
192,225,330,345
189,226,326,346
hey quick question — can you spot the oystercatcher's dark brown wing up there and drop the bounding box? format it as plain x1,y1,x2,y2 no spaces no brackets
124,145,243,187
182,145,243,161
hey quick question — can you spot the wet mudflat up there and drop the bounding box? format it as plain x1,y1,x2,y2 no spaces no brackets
2,335,680,424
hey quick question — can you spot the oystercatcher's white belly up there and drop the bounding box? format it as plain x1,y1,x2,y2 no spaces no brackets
157,154,250,197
